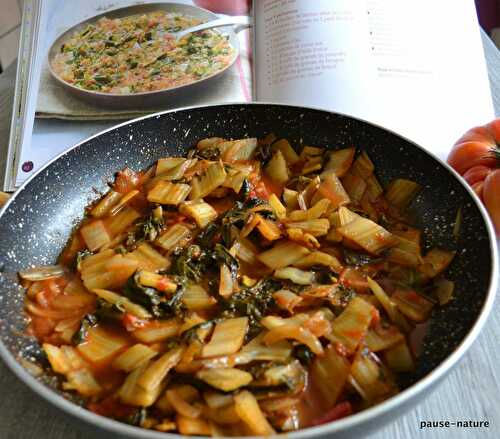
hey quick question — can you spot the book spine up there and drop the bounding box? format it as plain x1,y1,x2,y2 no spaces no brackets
4,0,41,191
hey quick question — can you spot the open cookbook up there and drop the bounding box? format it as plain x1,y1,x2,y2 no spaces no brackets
4,0,494,191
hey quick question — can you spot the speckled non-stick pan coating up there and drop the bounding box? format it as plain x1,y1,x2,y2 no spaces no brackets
0,103,496,438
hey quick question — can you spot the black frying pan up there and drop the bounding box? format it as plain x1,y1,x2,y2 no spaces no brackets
0,103,497,438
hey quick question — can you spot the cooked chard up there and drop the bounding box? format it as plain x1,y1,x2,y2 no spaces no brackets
383,340,415,372
385,178,421,209
137,271,177,294
156,223,191,251
63,369,102,396
342,171,367,202
147,181,191,205
322,147,356,177
317,173,350,209
328,296,376,353
22,134,456,436
106,206,141,236
434,279,454,305
119,363,164,407
90,190,122,217
129,242,171,272
349,348,397,402
311,344,350,407
266,150,289,184
234,390,276,436
274,267,315,285
19,265,66,281
156,157,186,175
337,214,397,254
272,138,300,165
258,241,310,269
133,320,181,343
138,345,184,392
201,317,248,358
293,251,342,272
77,326,129,363
391,289,434,322
190,162,227,199
80,220,111,251
418,248,456,279
288,198,330,221
157,384,200,414
283,188,299,209
196,368,253,392
113,344,159,372
180,200,218,228
92,288,152,319
273,289,303,312
285,218,330,237
182,283,217,310
222,138,258,162
365,323,405,352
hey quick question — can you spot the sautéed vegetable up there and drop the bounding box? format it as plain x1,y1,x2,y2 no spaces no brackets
20,135,456,435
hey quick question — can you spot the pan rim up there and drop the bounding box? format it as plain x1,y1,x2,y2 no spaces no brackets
46,1,241,100
0,102,497,438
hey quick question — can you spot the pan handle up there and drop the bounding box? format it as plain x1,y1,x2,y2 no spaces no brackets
174,16,252,40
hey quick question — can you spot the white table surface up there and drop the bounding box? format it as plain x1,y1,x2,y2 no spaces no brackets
0,32,499,439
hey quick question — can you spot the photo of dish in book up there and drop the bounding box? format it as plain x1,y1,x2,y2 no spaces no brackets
19,134,457,435
50,11,235,95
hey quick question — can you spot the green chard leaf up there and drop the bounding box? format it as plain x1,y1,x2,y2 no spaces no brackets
123,272,185,319
72,313,98,345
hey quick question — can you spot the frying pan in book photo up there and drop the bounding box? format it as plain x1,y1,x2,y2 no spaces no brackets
47,2,245,108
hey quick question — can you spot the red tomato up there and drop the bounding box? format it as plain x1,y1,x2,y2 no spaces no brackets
447,120,500,175
371,307,381,326
483,169,500,236
471,181,484,201
462,165,492,186
447,118,500,236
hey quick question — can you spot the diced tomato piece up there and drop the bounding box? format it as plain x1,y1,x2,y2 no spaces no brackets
335,342,348,357
114,168,140,194
156,276,176,293
370,307,381,326
122,313,146,331
253,180,270,200
339,268,369,293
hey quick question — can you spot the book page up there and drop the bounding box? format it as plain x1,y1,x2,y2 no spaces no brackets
11,0,254,189
255,0,494,160
255,0,372,116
